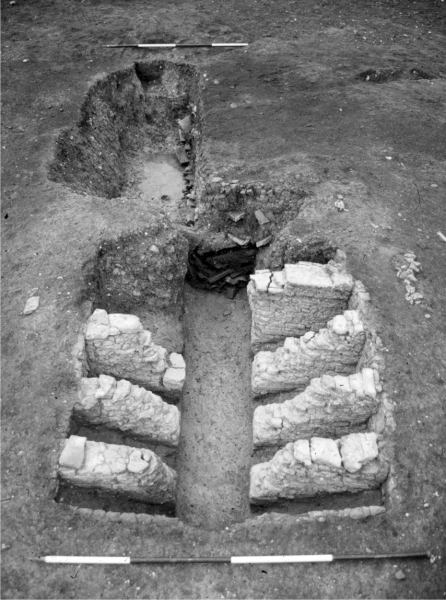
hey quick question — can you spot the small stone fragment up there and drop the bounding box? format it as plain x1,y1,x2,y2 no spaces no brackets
256,235,273,248
227,233,251,246
250,270,272,292
163,367,185,391
332,314,348,335
254,209,270,225
85,308,109,340
177,114,191,134
23,296,39,315
334,199,345,212
108,314,143,333
127,449,149,474
176,147,189,166
228,211,245,223
340,432,378,473
395,569,406,581
293,439,312,466
169,352,185,369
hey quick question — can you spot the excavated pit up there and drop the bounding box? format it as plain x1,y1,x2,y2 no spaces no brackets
52,61,393,529
49,60,200,200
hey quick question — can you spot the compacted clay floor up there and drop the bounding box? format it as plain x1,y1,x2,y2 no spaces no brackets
2,0,446,598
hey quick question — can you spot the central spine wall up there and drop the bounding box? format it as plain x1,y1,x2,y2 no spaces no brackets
176,286,252,529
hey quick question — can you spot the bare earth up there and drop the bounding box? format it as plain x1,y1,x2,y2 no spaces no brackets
2,0,446,598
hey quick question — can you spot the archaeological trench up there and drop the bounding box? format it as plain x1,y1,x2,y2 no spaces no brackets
49,60,395,530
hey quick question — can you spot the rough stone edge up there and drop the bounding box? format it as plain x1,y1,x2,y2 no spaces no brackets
60,501,384,529
72,301,93,381
62,503,182,527
49,301,95,501
348,279,396,513
244,505,386,528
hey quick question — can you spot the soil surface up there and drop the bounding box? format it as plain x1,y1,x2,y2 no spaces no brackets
2,0,446,598
176,286,252,529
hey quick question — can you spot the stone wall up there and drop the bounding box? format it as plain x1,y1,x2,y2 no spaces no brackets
252,310,366,396
58,435,176,504
250,432,388,503
248,255,354,351
253,368,380,445
85,309,185,396
75,375,180,446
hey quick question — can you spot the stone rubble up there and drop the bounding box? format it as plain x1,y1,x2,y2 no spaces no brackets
248,256,354,350
252,310,366,396
250,432,388,503
85,309,185,395
75,374,180,446
395,251,423,305
58,435,176,504
253,368,380,445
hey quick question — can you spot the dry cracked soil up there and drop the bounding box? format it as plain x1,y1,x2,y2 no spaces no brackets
2,0,446,598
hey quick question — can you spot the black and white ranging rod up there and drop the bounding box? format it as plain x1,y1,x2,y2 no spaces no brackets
32,551,430,565
104,43,248,49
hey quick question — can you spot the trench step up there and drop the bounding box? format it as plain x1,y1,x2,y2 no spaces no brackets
252,309,366,396
58,435,176,505
85,309,185,398
253,368,380,445
248,253,354,351
75,374,180,447
250,432,389,504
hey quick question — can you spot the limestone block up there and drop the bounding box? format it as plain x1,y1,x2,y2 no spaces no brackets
85,309,185,395
59,435,86,469
58,436,176,504
339,432,378,473
162,367,185,391
169,353,185,369
253,369,379,445
252,310,366,396
248,261,354,350
74,375,180,446
250,432,388,503
310,437,342,468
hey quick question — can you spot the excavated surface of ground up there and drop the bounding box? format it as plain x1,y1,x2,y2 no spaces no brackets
176,286,252,529
2,0,446,598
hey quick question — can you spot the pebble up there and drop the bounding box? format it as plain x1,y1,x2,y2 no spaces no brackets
334,199,345,212
23,296,39,315
394,569,406,580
